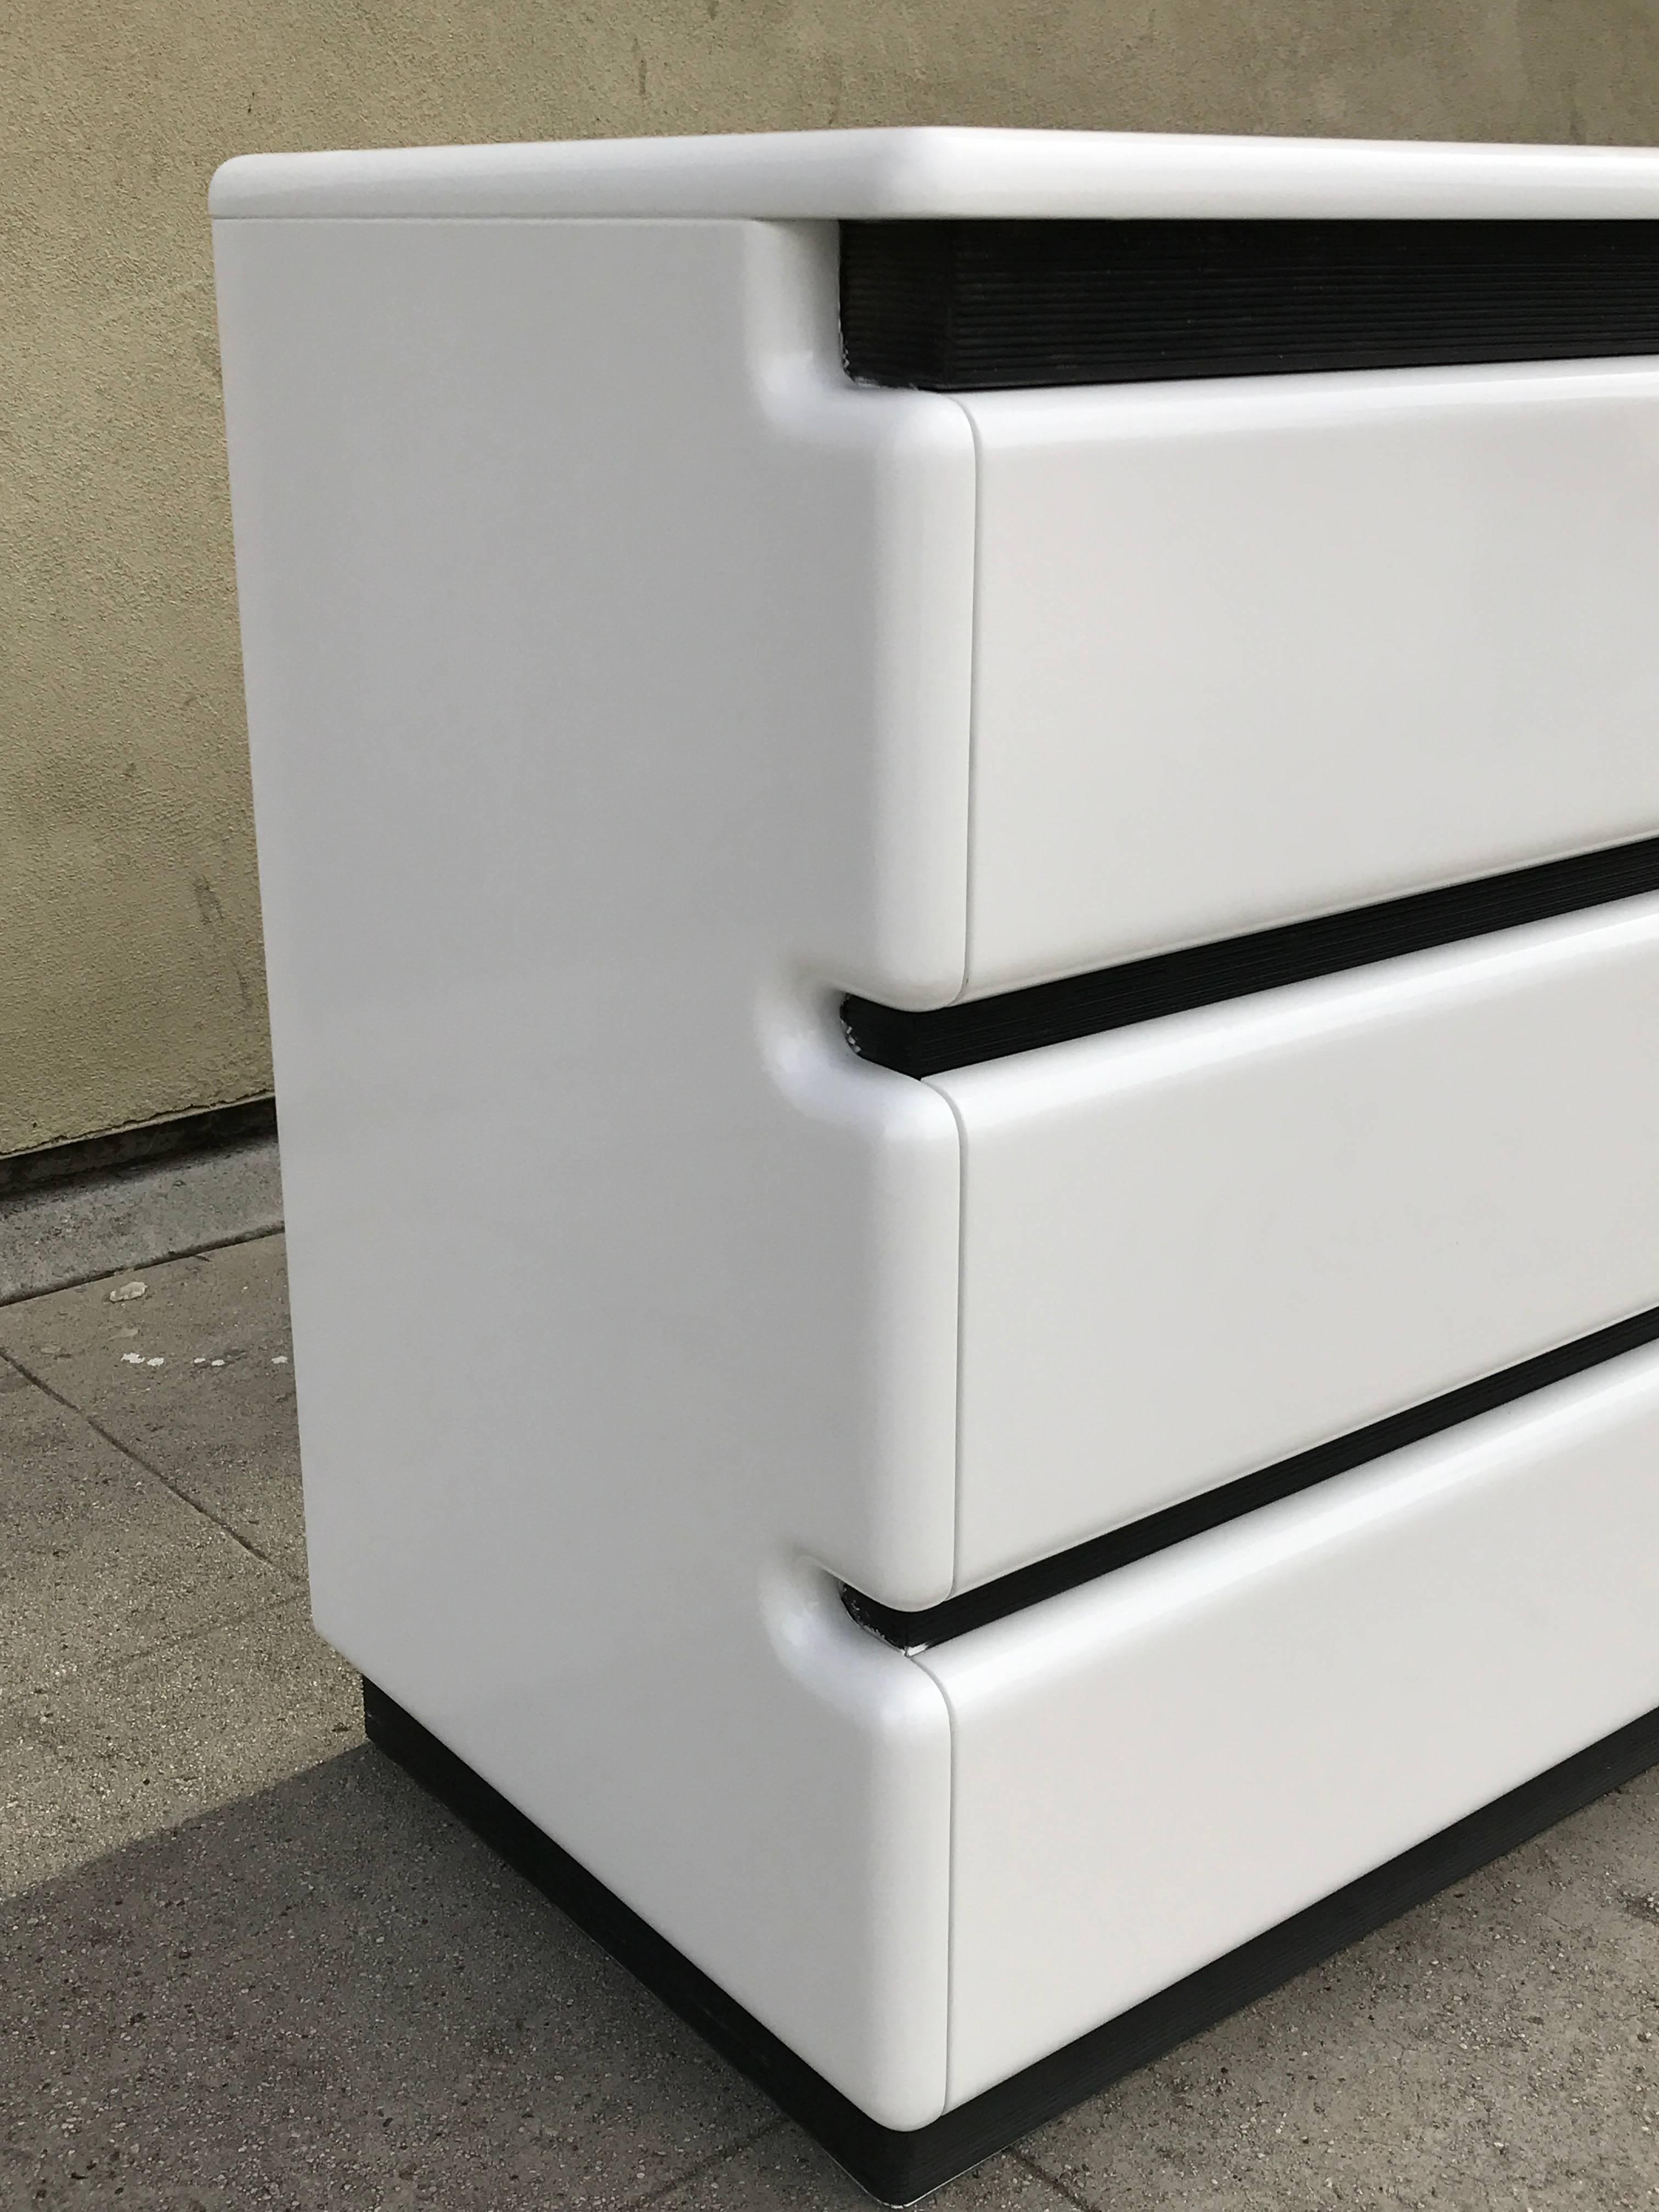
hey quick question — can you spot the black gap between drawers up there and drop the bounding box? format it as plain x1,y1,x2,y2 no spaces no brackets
841,833,1659,1078
839,218,1659,391
840,1300,1659,1651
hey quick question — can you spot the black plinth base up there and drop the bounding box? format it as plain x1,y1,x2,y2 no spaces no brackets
363,1679,1659,2204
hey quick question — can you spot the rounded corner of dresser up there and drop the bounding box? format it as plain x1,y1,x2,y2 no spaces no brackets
761,1556,952,1736
210,154,277,218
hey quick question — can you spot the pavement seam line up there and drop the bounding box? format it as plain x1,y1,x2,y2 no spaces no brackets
0,1342,297,1579
0,1221,286,1308
618,2115,789,2209
5,1590,309,1715
1010,2144,1098,2209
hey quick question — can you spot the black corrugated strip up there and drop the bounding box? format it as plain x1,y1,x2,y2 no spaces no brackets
842,833,1659,1079
840,218,1659,391
840,1300,1659,1651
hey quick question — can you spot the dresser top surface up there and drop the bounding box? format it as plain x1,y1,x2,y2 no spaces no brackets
210,126,1659,223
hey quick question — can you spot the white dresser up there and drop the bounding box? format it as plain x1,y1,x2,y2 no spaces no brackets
212,127,1659,2199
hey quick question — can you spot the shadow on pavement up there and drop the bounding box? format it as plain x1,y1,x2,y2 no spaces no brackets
2,1742,774,2211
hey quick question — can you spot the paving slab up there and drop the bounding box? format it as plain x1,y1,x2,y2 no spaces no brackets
2,1594,355,1896
0,1356,281,1705
0,1233,305,1575
3,1716,774,2211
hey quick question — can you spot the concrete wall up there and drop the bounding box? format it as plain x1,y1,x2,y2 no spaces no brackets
5,2,1658,1159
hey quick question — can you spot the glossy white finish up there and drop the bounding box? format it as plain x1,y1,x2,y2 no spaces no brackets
216,212,971,2128
960,360,1659,990
922,1339,1659,2108
211,125,1659,222
934,894,1659,1588
215,138,1659,2136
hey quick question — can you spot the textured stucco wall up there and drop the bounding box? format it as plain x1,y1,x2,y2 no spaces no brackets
5,2,1659,1158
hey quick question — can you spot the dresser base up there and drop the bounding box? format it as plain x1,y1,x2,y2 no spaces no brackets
362,1678,1659,2204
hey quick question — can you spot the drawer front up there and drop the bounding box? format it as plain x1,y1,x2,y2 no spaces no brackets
919,1340,1659,2108
930,894,1659,1589
959,359,1659,994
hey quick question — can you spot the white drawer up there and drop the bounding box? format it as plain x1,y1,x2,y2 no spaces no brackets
919,1336,1659,2108
933,891,1659,1589
958,359,1659,995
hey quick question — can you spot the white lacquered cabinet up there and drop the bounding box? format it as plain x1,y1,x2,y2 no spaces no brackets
213,126,1659,2201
